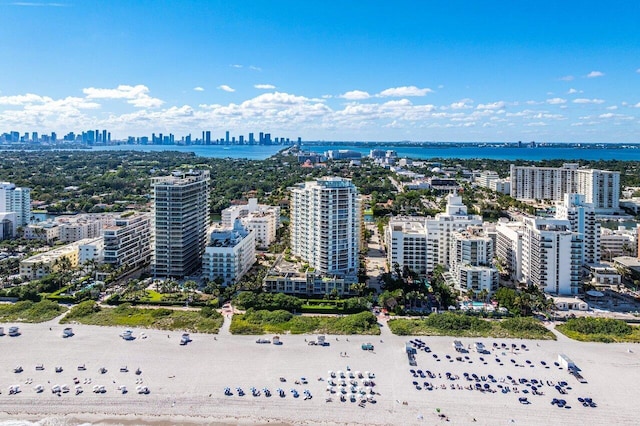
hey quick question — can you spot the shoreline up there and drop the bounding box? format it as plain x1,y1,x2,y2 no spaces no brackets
1,321,639,425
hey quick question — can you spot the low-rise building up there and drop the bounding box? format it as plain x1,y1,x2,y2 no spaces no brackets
23,221,60,243
19,237,102,280
202,220,256,286
600,227,637,260
262,256,356,297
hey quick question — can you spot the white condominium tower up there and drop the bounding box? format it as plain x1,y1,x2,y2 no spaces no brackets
290,177,360,276
521,217,583,295
0,182,31,226
555,193,600,264
151,170,210,278
510,163,619,213
449,230,499,295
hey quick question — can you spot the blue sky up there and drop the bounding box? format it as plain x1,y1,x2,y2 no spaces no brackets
1,0,639,142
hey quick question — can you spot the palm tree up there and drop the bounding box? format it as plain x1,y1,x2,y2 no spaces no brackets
350,282,367,297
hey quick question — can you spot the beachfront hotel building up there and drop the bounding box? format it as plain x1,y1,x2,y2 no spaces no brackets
290,177,360,278
555,193,600,264
521,217,583,295
102,212,152,270
221,198,280,249
386,217,428,274
0,181,31,226
202,220,256,286
495,219,525,283
446,229,499,296
509,164,620,213
385,192,483,275
151,170,210,278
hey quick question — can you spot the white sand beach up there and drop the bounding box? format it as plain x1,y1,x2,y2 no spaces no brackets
0,318,639,425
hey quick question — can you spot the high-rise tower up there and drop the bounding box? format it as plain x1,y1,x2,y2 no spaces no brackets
151,170,210,278
290,177,360,276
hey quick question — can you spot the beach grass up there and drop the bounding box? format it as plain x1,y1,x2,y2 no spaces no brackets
388,313,555,340
556,317,640,343
60,301,223,333
230,309,381,335
0,300,67,323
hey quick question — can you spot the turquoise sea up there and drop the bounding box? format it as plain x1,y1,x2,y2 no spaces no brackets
88,143,640,162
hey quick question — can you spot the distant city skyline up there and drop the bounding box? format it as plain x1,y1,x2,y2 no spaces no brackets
1,1,639,142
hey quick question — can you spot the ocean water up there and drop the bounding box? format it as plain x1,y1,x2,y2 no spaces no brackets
301,143,640,162
88,143,640,161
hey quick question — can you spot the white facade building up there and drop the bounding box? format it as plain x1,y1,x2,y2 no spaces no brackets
151,170,210,278
449,230,499,295
522,217,583,295
495,220,524,282
555,193,600,264
202,220,256,286
78,237,104,264
600,227,638,260
425,192,483,273
221,198,280,249
0,182,31,226
385,192,483,275
56,214,114,243
23,221,60,242
509,164,619,213
386,218,428,274
290,177,360,277
102,212,152,269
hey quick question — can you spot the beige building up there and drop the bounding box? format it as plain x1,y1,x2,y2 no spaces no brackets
19,237,102,280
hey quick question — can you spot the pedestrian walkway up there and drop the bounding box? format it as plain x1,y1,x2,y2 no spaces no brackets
219,312,232,336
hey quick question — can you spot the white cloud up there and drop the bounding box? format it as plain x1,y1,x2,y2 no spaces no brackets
586,71,604,78
546,97,567,105
254,84,276,90
567,88,583,94
0,93,52,105
450,98,473,109
339,90,371,100
230,64,243,68
634,102,640,108
193,87,204,92
377,86,432,97
83,84,164,108
476,101,505,110
606,105,618,110
637,68,640,73
573,98,605,104
559,75,574,81
217,85,235,93
599,113,615,118
249,65,262,71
